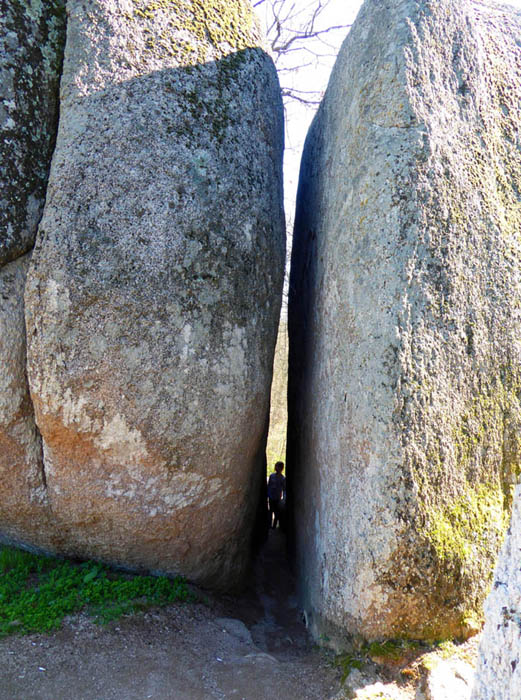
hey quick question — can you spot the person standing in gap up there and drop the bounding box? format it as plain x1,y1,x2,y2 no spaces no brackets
267,461,286,529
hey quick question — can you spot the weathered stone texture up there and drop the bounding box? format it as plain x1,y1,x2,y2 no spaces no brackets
24,0,284,587
0,0,66,266
0,255,53,549
425,658,474,700
471,485,521,700
288,0,521,645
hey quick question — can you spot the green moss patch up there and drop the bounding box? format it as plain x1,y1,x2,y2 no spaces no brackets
0,545,195,637
422,483,508,565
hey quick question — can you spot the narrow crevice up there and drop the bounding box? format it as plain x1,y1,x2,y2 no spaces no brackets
22,309,48,500
252,311,291,570
36,428,47,491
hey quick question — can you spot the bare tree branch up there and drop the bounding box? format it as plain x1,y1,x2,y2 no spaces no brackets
255,0,351,107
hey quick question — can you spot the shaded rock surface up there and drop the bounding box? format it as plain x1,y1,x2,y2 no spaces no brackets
288,0,521,645
0,0,66,266
471,484,521,700
23,0,285,587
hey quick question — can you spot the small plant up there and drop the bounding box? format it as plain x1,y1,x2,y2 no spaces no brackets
0,544,196,637
335,652,364,683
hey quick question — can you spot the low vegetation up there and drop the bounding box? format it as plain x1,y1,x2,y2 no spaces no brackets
335,639,422,681
0,545,195,638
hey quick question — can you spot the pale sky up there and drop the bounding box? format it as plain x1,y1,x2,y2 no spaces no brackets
256,0,521,218
279,0,361,214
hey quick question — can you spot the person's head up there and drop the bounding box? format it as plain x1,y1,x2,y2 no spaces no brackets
275,461,284,474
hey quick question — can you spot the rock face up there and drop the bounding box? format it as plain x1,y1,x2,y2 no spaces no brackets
288,0,521,644
471,485,521,700
0,0,66,266
24,0,284,587
0,1,65,553
0,255,54,550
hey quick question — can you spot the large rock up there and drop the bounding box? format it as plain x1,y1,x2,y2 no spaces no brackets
0,0,65,554
24,0,285,587
0,0,66,266
0,255,54,549
288,0,521,645
471,485,521,700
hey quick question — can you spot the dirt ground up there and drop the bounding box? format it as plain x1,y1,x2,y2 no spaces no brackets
0,530,477,700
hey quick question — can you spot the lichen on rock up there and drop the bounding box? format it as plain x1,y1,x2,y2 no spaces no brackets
127,0,260,65
0,0,66,267
288,0,521,646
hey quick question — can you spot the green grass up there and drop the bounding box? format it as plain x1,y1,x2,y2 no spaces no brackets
0,545,196,637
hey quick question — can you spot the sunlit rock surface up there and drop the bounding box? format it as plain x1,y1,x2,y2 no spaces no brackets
0,0,66,266
288,0,521,645
24,0,285,587
471,485,521,700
